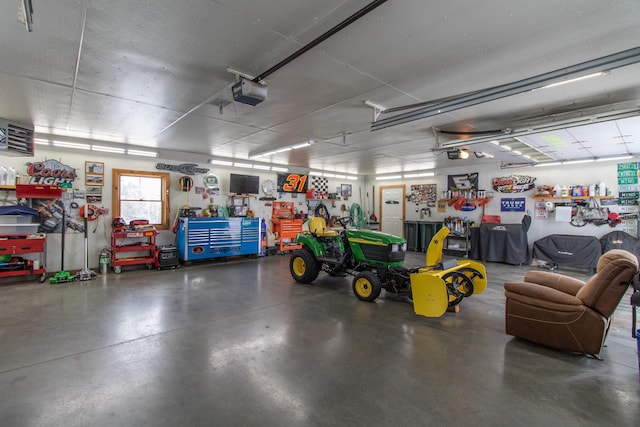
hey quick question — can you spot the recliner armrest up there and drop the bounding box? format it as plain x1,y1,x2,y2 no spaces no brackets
505,281,584,312
523,270,585,296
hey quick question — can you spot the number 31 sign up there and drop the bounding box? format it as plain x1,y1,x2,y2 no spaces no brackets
277,172,309,193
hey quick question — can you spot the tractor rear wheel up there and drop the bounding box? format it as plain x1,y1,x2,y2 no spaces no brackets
290,247,320,284
352,271,382,302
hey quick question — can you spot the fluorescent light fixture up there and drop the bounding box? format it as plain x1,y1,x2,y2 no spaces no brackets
538,72,606,91
376,175,402,181
92,145,125,154
323,173,336,178
53,140,91,150
563,159,595,165
596,155,633,162
490,140,500,145
275,147,292,153
334,175,346,179
292,140,314,149
522,154,531,159
252,164,271,170
512,150,522,155
234,162,254,169
534,162,562,167
210,159,233,166
271,166,289,172
127,149,158,157
502,145,512,151
309,171,323,176
34,138,50,145
403,172,435,178
346,176,358,181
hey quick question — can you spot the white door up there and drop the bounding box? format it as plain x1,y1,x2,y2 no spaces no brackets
380,186,404,237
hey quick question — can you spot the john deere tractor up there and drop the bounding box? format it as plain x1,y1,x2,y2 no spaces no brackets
289,217,487,317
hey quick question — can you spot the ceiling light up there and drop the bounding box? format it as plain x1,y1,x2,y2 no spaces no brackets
210,159,233,166
127,149,158,157
537,72,607,90
53,140,90,150
292,142,311,149
563,159,595,165
323,173,336,178
490,140,500,145
459,149,470,159
447,149,470,159
346,176,358,181
252,164,271,170
92,145,125,154
309,171,323,176
534,162,562,167
233,162,254,169
376,175,402,181
271,166,289,172
34,138,50,145
596,155,633,162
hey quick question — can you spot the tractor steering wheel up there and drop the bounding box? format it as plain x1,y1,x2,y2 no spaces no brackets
335,216,352,228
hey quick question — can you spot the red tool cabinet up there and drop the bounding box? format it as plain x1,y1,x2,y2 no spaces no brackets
0,234,47,282
271,202,303,253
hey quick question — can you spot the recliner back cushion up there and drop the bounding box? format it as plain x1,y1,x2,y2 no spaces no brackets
576,249,638,317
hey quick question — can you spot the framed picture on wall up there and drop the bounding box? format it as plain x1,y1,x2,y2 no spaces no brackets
341,184,352,197
85,161,104,186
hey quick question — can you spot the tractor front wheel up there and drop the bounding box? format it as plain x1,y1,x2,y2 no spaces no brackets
289,247,320,284
352,271,382,302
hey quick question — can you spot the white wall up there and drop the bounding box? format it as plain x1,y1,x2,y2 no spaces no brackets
1,148,364,271
364,158,633,249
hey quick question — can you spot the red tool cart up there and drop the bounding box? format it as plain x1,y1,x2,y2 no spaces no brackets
111,228,158,273
271,201,303,253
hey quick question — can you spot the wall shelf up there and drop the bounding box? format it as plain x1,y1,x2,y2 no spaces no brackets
532,195,614,200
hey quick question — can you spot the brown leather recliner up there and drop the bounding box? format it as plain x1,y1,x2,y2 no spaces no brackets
504,249,638,356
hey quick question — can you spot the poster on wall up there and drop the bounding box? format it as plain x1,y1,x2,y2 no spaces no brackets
408,184,437,207
534,200,548,219
447,173,478,190
277,172,309,193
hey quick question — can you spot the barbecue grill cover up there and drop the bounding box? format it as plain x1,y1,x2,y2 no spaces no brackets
532,234,601,270
599,231,640,261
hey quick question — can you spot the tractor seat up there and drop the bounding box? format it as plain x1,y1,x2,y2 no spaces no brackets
308,217,339,238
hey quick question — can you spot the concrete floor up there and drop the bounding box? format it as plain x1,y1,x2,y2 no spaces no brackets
0,252,639,426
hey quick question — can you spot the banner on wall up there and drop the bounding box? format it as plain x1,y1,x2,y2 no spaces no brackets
277,172,309,193
447,173,478,190
492,175,536,193
500,197,526,212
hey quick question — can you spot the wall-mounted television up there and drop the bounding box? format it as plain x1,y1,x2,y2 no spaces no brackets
229,173,260,194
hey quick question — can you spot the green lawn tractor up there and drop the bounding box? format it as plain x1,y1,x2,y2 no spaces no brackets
289,217,487,317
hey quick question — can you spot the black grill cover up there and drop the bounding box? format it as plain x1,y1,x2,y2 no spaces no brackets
532,234,601,271
475,223,528,265
599,231,639,261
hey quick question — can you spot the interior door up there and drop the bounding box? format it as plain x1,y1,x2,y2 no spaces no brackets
380,185,405,237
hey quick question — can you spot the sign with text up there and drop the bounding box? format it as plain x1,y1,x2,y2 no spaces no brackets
500,197,526,212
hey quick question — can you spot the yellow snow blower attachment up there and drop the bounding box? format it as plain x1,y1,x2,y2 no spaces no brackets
410,227,487,317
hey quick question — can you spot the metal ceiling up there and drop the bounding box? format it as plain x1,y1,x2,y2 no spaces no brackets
1,0,639,176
